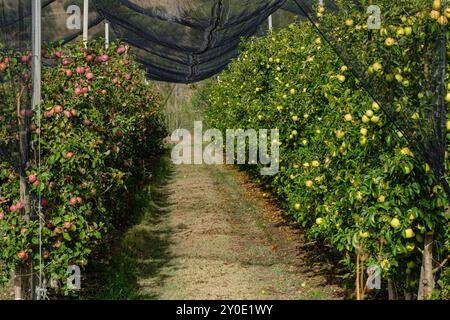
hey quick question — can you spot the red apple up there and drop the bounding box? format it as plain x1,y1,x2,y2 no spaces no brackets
124,59,129,66
64,110,73,119
16,202,23,210
41,198,48,207
20,228,27,235
86,55,94,63
54,227,62,235
117,46,126,54
28,174,37,184
0,62,6,72
86,72,94,80
65,69,73,77
71,109,78,117
66,151,74,159
18,250,28,261
53,240,61,249
21,55,29,63
33,180,40,187
124,74,132,81
62,58,71,66
54,105,63,113
54,51,62,59
83,119,91,126
76,66,85,74
64,221,73,230
82,87,89,94
75,87,82,96
77,197,83,204
44,110,54,118
0,212,4,220
43,249,50,259
69,197,77,206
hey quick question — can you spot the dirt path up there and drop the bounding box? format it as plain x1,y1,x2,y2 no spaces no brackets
124,160,342,300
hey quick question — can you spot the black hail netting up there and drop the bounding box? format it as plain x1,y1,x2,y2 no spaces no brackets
0,0,449,201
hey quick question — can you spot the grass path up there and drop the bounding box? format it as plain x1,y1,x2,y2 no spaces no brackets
96,157,342,300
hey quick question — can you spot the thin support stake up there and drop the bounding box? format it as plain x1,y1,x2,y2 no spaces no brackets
32,0,42,300
268,15,273,31
83,0,89,47
105,21,110,48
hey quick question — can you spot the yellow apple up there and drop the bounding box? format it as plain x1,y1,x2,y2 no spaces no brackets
405,228,415,239
445,93,450,103
335,130,345,139
438,15,448,25
344,114,353,122
404,26,412,36
372,102,380,111
316,217,324,225
292,115,299,122
371,115,380,123
337,75,346,83
446,120,450,131
430,10,441,20
445,8,450,18
306,180,314,188
345,19,354,27
311,160,320,168
378,195,386,203
360,128,368,136
362,115,370,123
294,203,301,210
359,231,369,239
433,0,442,11
360,137,367,145
372,62,383,72
385,37,395,47
366,110,374,118
390,217,401,228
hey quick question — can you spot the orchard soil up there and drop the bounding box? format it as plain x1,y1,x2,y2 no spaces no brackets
84,155,344,300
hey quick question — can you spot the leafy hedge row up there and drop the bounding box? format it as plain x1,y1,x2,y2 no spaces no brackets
205,3,450,298
0,40,167,294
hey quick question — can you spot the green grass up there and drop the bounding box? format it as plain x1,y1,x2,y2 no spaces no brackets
83,155,174,300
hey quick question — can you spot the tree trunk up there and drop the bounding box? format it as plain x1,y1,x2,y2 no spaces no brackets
14,87,34,300
388,280,397,300
15,134,34,300
418,235,434,300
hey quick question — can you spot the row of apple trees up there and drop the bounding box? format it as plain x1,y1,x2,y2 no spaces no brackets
205,1,450,299
0,40,167,296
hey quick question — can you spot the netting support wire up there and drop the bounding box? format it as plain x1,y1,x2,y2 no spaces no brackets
268,15,273,31
83,0,89,47
31,0,43,300
105,20,110,48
